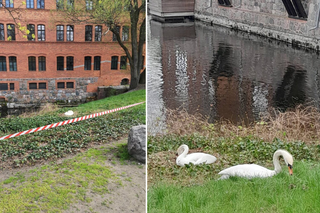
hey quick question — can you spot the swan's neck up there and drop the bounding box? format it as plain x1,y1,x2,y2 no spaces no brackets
179,145,189,158
273,150,283,174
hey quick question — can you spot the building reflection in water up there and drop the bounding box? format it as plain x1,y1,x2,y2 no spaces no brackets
147,18,320,134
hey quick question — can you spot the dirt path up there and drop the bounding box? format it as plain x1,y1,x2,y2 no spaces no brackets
0,139,146,213
65,139,146,213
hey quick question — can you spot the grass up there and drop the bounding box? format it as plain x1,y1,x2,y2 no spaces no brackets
0,89,145,168
148,106,320,212
0,146,118,212
148,162,320,213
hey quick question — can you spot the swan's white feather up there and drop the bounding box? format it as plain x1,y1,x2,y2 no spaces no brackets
218,164,276,179
176,144,217,166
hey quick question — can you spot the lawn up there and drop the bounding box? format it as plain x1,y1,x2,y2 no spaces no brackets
148,108,320,212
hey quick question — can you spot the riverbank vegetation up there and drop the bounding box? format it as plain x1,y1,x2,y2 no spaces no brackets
148,106,320,212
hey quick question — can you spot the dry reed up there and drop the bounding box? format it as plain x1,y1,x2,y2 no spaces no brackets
165,105,320,144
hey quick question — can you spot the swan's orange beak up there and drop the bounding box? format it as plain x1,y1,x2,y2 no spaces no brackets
288,166,293,175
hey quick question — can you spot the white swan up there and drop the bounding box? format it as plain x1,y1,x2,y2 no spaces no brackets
218,149,293,179
176,144,217,167
64,110,74,116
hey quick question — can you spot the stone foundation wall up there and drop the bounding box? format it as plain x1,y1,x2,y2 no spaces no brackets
0,77,98,104
195,0,320,50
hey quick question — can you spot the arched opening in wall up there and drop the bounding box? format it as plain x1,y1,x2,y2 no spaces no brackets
217,0,232,7
281,0,308,20
121,78,129,85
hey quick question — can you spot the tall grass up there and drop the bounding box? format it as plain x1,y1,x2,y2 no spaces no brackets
148,161,320,212
162,105,320,144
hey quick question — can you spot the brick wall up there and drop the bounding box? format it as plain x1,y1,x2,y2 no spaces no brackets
0,0,144,104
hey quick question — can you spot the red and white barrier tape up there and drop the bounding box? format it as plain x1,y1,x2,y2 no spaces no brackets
0,101,145,141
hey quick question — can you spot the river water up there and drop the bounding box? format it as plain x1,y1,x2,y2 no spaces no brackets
147,18,320,135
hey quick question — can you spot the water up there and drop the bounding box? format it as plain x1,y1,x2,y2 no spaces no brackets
147,18,320,135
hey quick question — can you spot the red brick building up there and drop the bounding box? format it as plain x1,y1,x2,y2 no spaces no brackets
0,0,145,104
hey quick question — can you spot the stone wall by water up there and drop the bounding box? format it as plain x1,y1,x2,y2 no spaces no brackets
195,0,320,50
0,77,98,104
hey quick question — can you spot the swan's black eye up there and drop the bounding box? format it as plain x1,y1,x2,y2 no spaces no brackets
288,164,292,169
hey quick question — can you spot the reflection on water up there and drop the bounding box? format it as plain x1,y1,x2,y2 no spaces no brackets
147,18,320,135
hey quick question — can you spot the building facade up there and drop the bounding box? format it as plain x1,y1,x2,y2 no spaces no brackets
0,0,144,104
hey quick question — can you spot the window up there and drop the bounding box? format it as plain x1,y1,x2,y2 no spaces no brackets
28,56,36,71
57,56,64,70
57,82,74,89
111,56,118,70
95,25,102,41
66,25,74,41
112,26,120,41
10,83,14,90
56,0,63,9
0,83,15,90
38,25,45,41
56,25,64,41
66,82,74,88
122,26,129,41
94,56,100,70
0,24,4,40
38,56,46,71
66,0,73,9
0,83,8,90
26,0,34,8
9,56,17,71
29,83,37,89
6,0,13,7
37,0,44,9
86,0,92,10
120,56,127,69
217,0,232,7
85,25,92,41
0,56,6,71
7,24,15,41
39,82,46,89
67,56,73,70
84,56,91,70
57,82,65,88
27,24,35,41
282,0,308,19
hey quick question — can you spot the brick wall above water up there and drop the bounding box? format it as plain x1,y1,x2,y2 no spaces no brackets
195,0,320,50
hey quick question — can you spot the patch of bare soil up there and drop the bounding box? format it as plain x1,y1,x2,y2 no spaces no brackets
0,139,146,213
65,140,146,213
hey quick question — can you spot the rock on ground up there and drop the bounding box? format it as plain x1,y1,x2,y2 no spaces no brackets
128,125,146,163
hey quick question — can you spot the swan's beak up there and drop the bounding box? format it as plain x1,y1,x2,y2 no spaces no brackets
288,166,293,175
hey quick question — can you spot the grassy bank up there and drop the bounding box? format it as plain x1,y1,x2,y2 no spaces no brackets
148,107,320,212
148,161,320,212
0,89,145,212
0,89,145,168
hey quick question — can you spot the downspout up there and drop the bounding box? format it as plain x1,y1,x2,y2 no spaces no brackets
309,3,320,31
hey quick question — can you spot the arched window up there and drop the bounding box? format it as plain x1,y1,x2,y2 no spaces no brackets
28,56,36,71
38,25,45,41
38,56,46,71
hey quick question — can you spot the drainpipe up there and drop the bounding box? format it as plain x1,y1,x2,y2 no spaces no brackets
309,3,320,31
